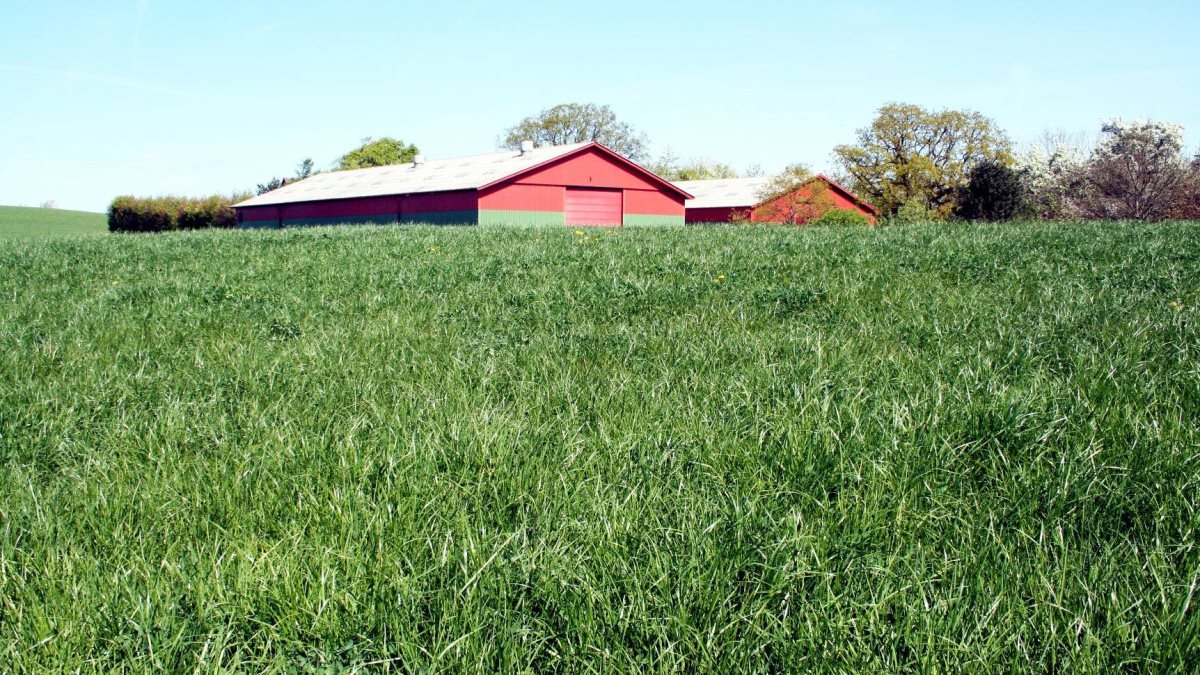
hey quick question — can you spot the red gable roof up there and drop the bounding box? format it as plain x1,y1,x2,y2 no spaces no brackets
480,142,694,201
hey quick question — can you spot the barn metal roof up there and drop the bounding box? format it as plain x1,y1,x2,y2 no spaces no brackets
673,177,773,208
235,142,594,207
676,175,879,215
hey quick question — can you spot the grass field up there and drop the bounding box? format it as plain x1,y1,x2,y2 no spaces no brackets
0,205,107,239
1,221,1198,670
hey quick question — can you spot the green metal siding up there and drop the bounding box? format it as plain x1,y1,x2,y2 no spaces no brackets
624,214,685,227
479,210,565,227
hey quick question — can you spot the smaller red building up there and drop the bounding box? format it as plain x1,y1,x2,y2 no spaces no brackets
678,175,878,225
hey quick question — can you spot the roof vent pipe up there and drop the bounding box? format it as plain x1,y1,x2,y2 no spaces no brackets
519,140,534,155
412,154,426,167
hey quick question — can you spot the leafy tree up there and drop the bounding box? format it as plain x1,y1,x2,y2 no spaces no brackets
827,170,860,194
1080,119,1191,220
297,158,315,179
256,178,286,196
337,137,419,171
756,163,814,198
955,160,1028,221
674,160,737,181
257,157,319,196
809,209,872,227
833,103,1013,219
651,150,738,181
501,103,649,161
890,197,938,225
752,164,834,224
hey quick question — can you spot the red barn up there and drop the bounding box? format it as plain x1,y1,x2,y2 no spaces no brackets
678,175,878,225
234,142,691,228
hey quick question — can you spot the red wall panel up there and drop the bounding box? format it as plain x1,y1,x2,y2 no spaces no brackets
478,184,564,212
403,190,477,213
624,189,684,215
239,205,280,223
685,206,740,223
282,197,397,220
238,190,480,226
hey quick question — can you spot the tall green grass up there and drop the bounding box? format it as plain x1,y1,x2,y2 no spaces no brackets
1,222,1197,670
0,205,106,239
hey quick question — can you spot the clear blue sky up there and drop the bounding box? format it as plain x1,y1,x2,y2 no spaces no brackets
2,0,1198,212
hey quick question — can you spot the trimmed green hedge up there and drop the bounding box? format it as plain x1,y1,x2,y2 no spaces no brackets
108,195,245,233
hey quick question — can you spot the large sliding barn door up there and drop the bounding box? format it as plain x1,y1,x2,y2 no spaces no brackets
565,188,622,227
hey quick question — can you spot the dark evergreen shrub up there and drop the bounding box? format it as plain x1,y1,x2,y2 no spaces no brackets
956,161,1028,221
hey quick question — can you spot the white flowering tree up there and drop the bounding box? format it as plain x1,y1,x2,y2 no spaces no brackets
1017,132,1089,220
1020,121,1194,221
1083,119,1190,220
650,150,739,181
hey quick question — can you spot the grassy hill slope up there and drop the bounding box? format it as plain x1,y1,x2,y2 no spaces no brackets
1,222,1197,670
0,205,106,239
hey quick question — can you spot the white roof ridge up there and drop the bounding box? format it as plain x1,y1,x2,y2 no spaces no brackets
234,141,593,208
675,176,774,209
674,176,771,185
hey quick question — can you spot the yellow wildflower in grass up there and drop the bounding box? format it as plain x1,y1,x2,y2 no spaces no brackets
715,274,726,283
574,229,585,236
1169,299,1182,310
